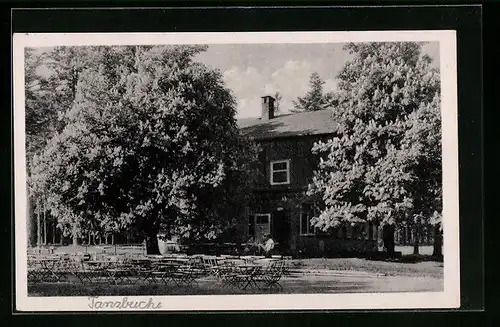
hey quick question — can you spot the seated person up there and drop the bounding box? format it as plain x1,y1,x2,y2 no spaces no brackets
258,234,275,258
243,236,258,255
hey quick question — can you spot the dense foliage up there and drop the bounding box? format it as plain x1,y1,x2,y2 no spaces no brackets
293,72,329,112
273,91,283,114
25,46,98,245
28,45,257,253
307,42,442,253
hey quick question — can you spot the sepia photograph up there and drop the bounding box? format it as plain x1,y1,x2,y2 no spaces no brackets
13,31,460,311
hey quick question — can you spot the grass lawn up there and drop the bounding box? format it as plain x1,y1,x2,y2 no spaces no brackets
48,244,146,255
46,244,436,255
293,258,443,278
396,245,434,255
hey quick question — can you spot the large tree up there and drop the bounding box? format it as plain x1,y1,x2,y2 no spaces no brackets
293,72,328,112
307,42,441,254
26,46,101,246
30,45,257,254
25,46,98,157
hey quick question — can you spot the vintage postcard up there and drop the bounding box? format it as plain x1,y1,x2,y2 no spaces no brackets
13,30,459,311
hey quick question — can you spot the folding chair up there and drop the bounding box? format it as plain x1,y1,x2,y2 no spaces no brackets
232,265,262,290
135,260,156,284
216,261,239,288
27,258,45,284
171,259,205,287
254,260,286,291
107,261,135,284
53,256,75,282
148,262,178,285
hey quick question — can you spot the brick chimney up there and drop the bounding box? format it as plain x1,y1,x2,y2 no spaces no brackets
261,95,276,120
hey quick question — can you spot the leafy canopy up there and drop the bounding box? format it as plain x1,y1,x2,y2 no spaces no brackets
30,45,257,243
307,42,441,230
292,72,329,112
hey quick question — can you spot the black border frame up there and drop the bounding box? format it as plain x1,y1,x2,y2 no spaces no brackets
4,3,483,319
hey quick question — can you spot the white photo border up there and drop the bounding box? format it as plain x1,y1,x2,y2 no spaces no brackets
13,30,459,311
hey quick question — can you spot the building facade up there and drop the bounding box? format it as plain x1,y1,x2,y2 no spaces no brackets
238,96,378,257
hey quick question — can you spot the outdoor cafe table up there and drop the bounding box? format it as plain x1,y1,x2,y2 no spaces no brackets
30,257,61,282
234,263,262,290
145,255,164,260
162,257,190,263
150,261,183,285
241,256,265,263
254,258,280,265
129,257,151,263
123,258,159,283
85,260,114,267
81,260,115,282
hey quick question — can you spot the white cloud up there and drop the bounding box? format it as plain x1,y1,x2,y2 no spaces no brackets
223,66,267,118
223,60,333,118
270,60,313,98
324,78,338,93
223,66,262,95
263,83,276,94
237,97,263,119
422,42,440,68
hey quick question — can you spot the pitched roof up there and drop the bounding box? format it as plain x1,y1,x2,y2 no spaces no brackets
237,109,339,140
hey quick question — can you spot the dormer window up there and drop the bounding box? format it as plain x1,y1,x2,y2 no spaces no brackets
270,159,290,185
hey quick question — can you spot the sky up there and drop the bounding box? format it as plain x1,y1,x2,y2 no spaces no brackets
32,42,439,119
195,42,440,118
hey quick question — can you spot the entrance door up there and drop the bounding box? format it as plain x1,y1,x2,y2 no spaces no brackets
272,209,290,253
253,214,271,243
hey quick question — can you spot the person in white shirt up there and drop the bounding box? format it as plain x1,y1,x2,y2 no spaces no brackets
259,234,275,257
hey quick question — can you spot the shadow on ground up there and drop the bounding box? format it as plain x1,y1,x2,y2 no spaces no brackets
28,273,443,297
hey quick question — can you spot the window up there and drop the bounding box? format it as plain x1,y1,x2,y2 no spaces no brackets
248,214,271,237
300,204,316,235
270,159,290,185
251,214,272,242
255,214,270,224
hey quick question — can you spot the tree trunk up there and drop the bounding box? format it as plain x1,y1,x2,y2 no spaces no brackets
43,203,47,245
111,234,115,245
43,217,47,245
36,201,41,246
72,223,78,247
145,228,160,255
52,221,56,244
413,222,420,255
27,192,36,247
433,226,443,258
376,224,384,251
382,224,395,255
